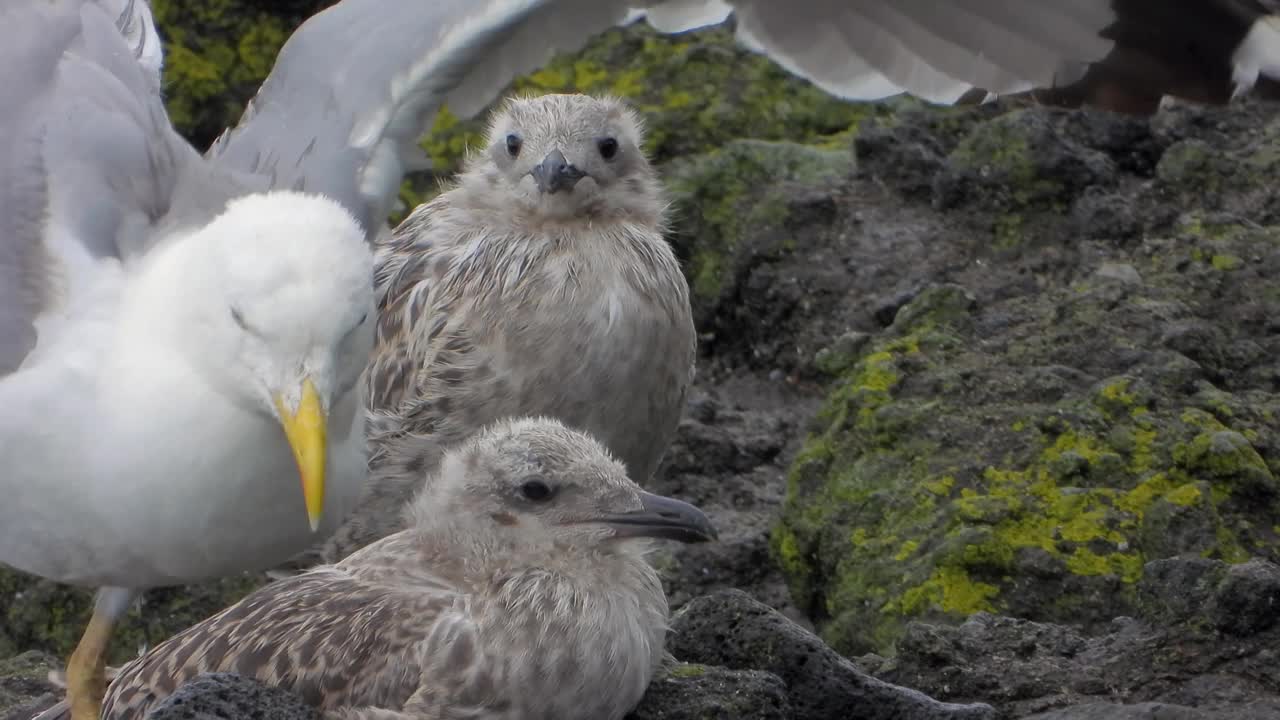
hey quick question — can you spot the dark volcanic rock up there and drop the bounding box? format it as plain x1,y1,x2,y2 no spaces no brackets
1137,556,1228,625
650,391,814,620
1023,701,1280,720
146,673,319,720
627,664,791,720
933,108,1117,212
668,589,997,720
867,557,1280,717
1209,558,1280,636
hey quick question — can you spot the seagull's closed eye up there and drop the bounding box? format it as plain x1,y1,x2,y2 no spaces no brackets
341,312,368,344
230,306,259,335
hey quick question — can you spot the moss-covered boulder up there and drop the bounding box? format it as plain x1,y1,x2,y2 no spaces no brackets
663,140,849,315
774,242,1280,655
933,109,1117,214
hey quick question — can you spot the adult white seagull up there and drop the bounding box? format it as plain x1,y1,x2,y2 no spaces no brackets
7,2,1280,720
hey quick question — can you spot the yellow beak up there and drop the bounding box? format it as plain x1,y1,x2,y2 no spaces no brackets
274,377,327,532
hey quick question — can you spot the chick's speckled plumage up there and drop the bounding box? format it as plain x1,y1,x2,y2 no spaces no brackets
310,94,696,564
98,417,705,720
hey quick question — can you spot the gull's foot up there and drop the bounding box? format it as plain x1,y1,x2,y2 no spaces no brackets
65,654,105,720
65,610,116,720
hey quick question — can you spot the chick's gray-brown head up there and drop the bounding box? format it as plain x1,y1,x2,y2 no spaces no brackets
466,93,661,220
409,417,716,552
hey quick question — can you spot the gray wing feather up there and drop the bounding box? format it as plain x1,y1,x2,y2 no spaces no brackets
196,0,1160,250
206,0,639,239
642,0,1280,106
0,4,70,374
636,0,1116,103
0,0,239,375
94,0,166,95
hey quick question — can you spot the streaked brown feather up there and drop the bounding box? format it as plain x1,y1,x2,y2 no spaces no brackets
99,556,455,719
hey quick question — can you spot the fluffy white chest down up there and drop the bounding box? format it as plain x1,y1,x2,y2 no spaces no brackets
0,340,367,589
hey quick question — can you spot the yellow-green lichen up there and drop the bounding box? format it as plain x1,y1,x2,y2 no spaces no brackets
772,526,808,581
1211,254,1243,271
897,566,999,616
894,540,921,561
774,275,1279,656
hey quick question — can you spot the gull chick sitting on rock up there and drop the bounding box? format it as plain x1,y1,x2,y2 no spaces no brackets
92,417,718,720
304,92,697,566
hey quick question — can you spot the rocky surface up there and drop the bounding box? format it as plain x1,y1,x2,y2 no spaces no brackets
770,97,1280,659
0,653,58,720
668,590,996,720
5,11,1280,720
862,557,1280,718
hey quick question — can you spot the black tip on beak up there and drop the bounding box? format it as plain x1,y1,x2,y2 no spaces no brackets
531,149,587,194
598,491,719,544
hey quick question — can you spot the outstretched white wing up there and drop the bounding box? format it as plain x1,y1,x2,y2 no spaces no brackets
0,0,231,375
206,0,1280,250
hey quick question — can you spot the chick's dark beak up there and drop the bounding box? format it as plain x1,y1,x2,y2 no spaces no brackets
598,490,718,543
531,149,587,194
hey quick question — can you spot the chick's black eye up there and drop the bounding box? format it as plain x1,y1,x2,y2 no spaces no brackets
597,137,619,160
505,134,522,157
519,479,553,502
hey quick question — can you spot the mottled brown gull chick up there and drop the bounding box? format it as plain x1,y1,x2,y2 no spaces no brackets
90,417,716,720
304,93,696,565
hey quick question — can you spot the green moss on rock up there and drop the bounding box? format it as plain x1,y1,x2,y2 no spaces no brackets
663,140,848,305
665,662,710,679
773,265,1280,656
939,109,1113,214
1156,140,1231,196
